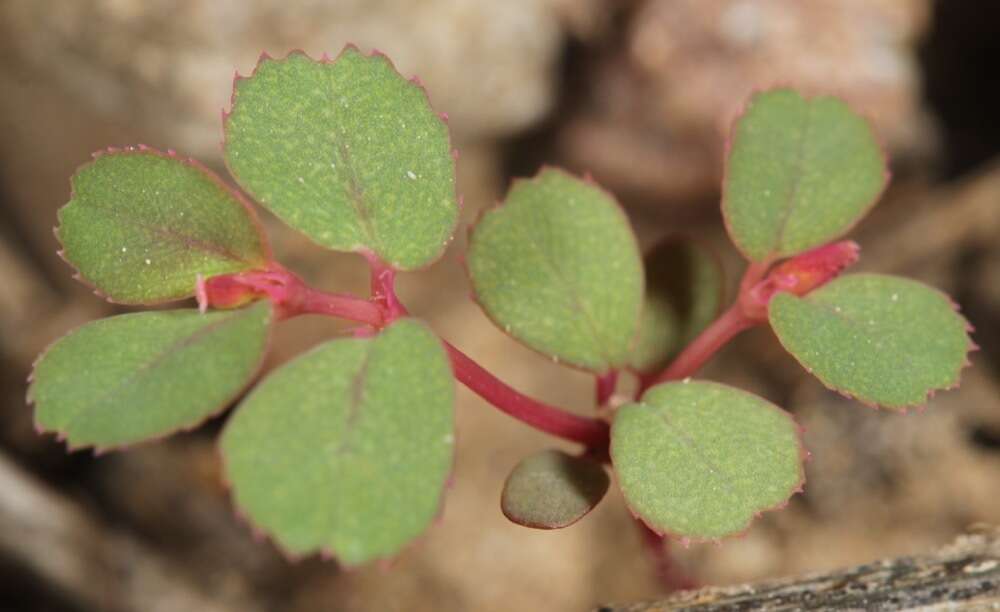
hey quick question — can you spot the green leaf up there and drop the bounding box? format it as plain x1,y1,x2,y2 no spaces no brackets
611,381,803,540
768,274,972,409
220,318,455,564
467,169,644,373
58,147,270,304
501,449,610,529
224,48,458,270
723,89,888,262
29,301,273,451
630,239,723,373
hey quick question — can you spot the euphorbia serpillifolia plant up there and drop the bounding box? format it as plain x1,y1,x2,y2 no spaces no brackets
28,47,974,565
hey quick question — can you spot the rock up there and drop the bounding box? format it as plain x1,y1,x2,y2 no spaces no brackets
560,0,933,204
0,0,586,157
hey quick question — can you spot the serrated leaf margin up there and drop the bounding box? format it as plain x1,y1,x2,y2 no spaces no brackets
221,45,461,271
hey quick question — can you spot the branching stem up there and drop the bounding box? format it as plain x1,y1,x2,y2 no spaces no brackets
207,240,855,452
235,259,611,448
596,370,619,407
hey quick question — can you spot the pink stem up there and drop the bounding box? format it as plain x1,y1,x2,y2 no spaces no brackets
638,242,859,395
293,283,610,448
365,253,407,320
596,370,619,407
638,523,698,592
637,259,770,396
740,260,771,295
198,266,385,326
443,341,610,448
293,285,385,326
640,303,756,394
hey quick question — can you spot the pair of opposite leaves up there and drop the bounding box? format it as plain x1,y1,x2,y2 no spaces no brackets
471,89,971,538
29,48,973,563
33,49,460,565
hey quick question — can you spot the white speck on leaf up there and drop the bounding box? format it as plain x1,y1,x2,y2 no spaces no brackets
407,170,417,180
121,247,127,253
891,293,898,301
145,259,151,265
297,177,304,183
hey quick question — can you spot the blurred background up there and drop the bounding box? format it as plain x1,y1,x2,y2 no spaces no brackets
1,1,999,610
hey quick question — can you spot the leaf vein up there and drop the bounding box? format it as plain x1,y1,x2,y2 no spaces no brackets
62,309,254,435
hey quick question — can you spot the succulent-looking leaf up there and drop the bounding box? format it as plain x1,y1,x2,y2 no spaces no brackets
501,449,610,529
58,147,270,304
630,239,723,373
29,301,273,450
612,381,803,540
768,274,972,409
723,89,888,262
467,169,644,373
221,318,455,564
224,48,458,270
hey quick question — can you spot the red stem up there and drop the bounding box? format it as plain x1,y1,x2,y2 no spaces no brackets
596,370,619,407
640,303,756,394
444,341,610,448
638,242,859,396
638,523,698,592
257,257,610,449
740,260,771,295
294,285,385,326
201,236,856,455
637,261,771,396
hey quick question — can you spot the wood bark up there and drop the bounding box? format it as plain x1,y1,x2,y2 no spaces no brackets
600,528,1000,611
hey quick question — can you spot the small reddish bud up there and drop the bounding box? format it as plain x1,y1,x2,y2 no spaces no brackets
769,241,860,295
196,264,304,316
741,241,860,321
197,274,262,311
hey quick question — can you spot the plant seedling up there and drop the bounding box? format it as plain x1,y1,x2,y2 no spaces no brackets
30,47,973,572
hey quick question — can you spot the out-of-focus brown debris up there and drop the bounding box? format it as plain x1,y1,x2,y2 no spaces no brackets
561,0,932,205
0,449,265,612
0,0,593,156
602,527,1000,611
